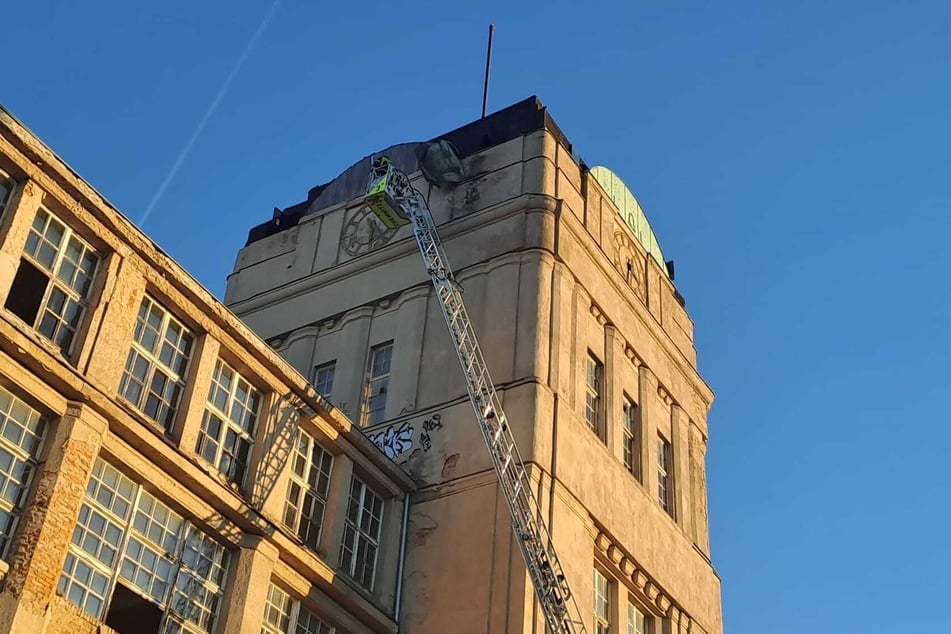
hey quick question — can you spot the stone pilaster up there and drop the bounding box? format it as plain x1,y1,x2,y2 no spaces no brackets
603,324,621,453
670,404,691,535
688,422,711,554
218,535,279,634
0,402,107,633
389,287,429,416
334,307,374,424
176,334,220,452
318,453,354,567
638,366,658,501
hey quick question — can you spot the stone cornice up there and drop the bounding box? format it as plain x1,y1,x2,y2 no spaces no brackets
594,529,705,633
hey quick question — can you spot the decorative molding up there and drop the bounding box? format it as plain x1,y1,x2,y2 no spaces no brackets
595,529,696,630
624,344,643,369
589,302,608,327
657,385,674,407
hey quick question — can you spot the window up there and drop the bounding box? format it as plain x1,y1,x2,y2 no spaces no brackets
58,459,229,633
585,354,603,438
339,477,383,590
0,171,14,220
622,397,639,479
657,435,673,516
360,343,392,427
118,296,193,432
594,568,611,634
262,583,335,634
0,384,46,557
4,207,100,355
627,602,649,634
195,359,260,486
283,429,333,551
313,361,335,402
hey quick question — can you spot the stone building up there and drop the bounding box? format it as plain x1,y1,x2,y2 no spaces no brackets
0,105,414,633
226,97,722,633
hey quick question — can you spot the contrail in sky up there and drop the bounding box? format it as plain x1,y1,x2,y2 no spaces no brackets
139,0,282,226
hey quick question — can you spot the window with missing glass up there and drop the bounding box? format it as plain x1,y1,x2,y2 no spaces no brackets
283,429,333,552
0,384,46,558
4,207,100,355
585,354,603,439
58,459,229,633
360,343,392,427
339,476,383,590
195,359,260,487
118,296,193,432
313,361,335,402
262,582,335,634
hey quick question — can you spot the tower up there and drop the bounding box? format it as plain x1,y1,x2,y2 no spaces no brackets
226,97,721,634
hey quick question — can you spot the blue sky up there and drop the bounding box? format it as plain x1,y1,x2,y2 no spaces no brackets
4,1,950,631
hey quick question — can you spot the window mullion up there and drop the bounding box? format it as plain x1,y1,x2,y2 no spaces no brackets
289,599,302,634
160,520,191,628
101,482,144,620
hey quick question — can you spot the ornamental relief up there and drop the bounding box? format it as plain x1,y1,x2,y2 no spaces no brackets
340,205,398,256
612,230,646,301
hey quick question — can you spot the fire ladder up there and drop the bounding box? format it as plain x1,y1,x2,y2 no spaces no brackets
365,157,588,634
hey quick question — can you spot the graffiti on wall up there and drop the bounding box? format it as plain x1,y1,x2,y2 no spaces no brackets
419,414,443,452
367,413,445,459
368,421,414,459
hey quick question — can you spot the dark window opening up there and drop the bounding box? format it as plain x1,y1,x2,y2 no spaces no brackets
5,259,48,326
105,582,163,633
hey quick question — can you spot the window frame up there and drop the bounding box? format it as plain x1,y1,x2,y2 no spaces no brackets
262,582,335,634
118,295,194,433
7,206,101,355
0,384,47,558
360,342,392,427
585,353,603,438
195,358,261,487
627,600,650,634
282,428,334,552
621,396,640,479
656,434,673,517
0,170,15,221
339,476,384,591
313,361,336,402
57,459,230,633
594,567,611,634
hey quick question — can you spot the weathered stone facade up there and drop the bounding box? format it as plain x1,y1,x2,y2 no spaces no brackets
0,106,413,633
226,97,722,633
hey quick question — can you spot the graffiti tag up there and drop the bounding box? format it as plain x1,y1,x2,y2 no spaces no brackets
368,422,414,459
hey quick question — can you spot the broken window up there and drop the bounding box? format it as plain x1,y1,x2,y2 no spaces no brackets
3,207,99,355
58,459,229,633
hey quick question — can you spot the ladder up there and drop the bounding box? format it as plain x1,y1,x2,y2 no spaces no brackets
365,157,588,634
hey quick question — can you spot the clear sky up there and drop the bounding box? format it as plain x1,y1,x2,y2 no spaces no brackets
3,2,950,632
